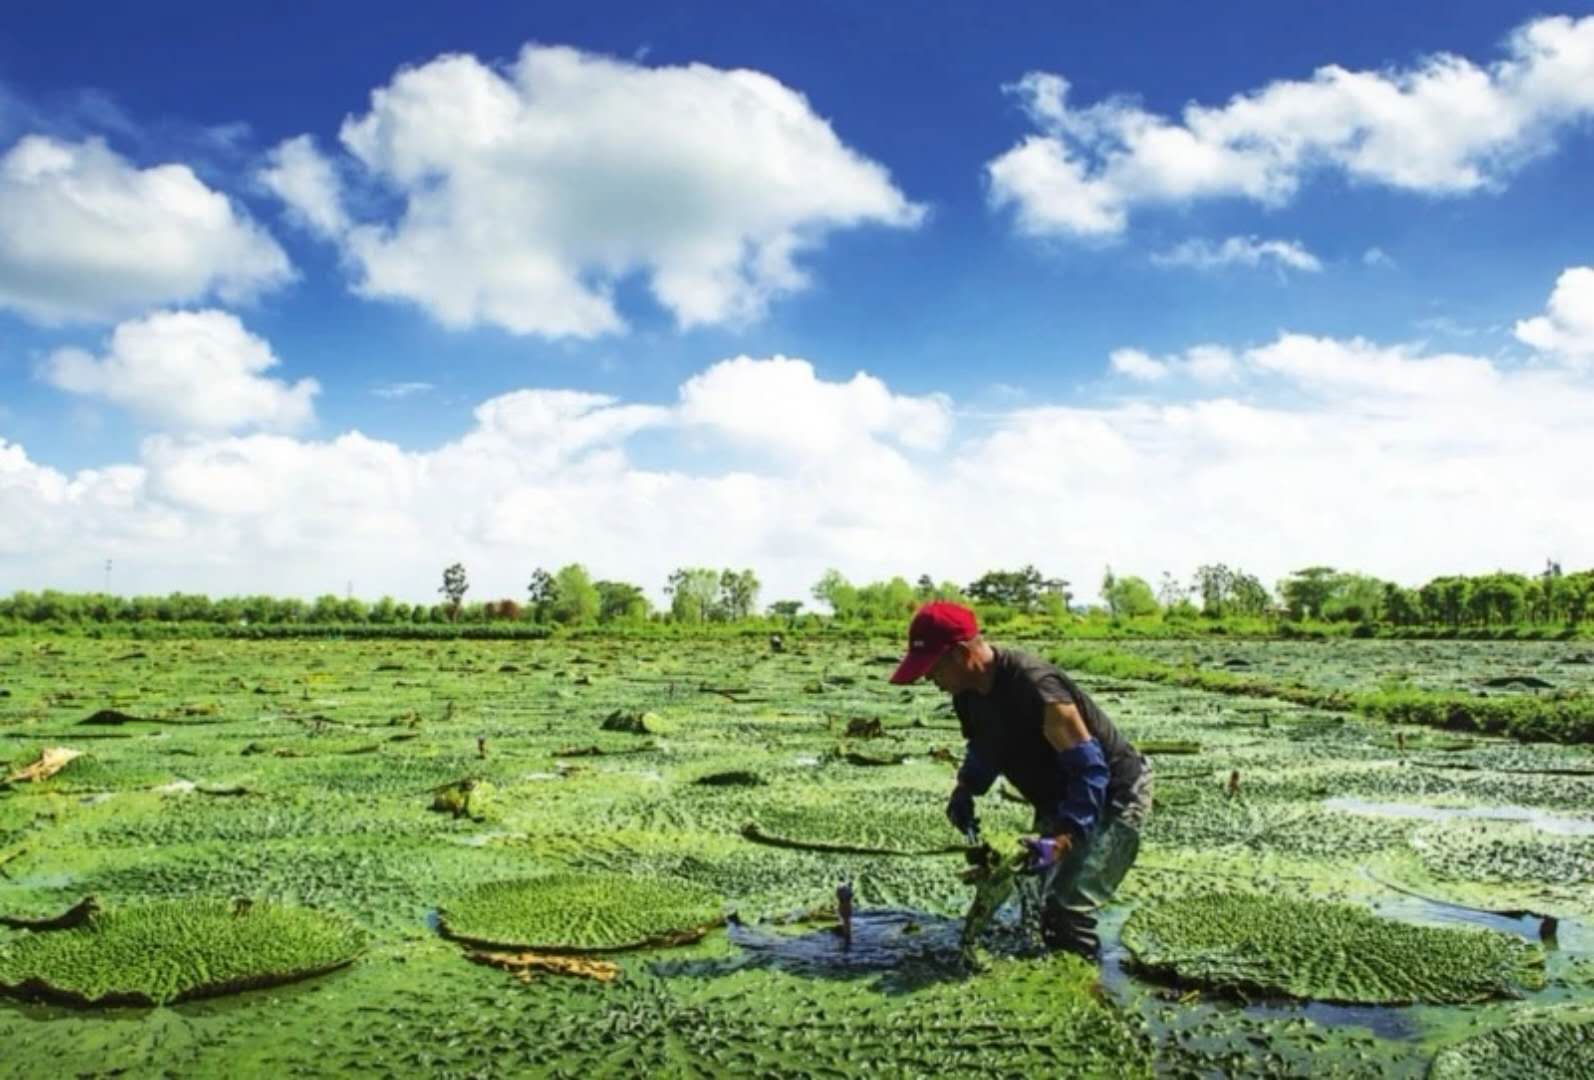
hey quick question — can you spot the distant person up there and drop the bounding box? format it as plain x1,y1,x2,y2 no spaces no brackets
889,601,1151,959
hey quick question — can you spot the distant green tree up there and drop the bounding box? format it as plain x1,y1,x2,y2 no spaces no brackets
811,569,858,618
1382,583,1421,627
1468,574,1527,627
854,576,918,621
717,569,760,621
1278,566,1339,621
666,567,720,623
439,563,469,621
1321,573,1386,623
1539,559,1564,623
1192,564,1236,618
1153,573,1176,609
548,564,600,625
768,600,803,624
1564,572,1594,627
1102,570,1159,618
966,565,1067,613
595,580,650,624
1228,571,1273,617
526,568,556,622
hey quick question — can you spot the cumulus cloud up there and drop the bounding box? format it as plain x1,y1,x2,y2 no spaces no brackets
7,311,1593,606
1515,265,1594,369
0,135,291,323
676,355,951,456
1108,348,1169,382
41,309,319,433
1110,344,1238,384
264,45,923,338
1151,236,1322,273
0,356,943,600
258,134,347,237
989,14,1594,239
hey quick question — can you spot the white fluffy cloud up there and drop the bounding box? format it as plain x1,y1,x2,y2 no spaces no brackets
1151,236,1321,273
0,135,291,323
989,14,1594,239
258,134,347,238
263,45,923,338
2,355,947,599
1514,265,1594,369
41,309,319,433
676,355,951,456
1109,345,1238,384
6,296,1593,606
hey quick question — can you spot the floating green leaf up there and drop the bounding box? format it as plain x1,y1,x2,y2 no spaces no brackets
0,898,365,1006
439,872,723,951
1429,1010,1594,1078
1122,892,1544,1004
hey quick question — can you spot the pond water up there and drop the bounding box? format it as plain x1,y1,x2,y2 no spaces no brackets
1324,797,1594,836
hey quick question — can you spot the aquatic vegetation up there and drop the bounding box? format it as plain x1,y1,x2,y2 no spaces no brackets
1143,787,1413,859
439,872,724,951
429,777,495,821
1411,821,1594,886
1122,892,1544,1004
0,898,365,1006
1054,645,1594,742
959,842,1025,965
1429,1009,1594,1078
1,634,1590,1073
746,799,962,855
514,956,1153,1077
600,709,676,735
1136,739,1202,755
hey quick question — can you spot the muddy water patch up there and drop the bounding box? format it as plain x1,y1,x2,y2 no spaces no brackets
725,909,968,975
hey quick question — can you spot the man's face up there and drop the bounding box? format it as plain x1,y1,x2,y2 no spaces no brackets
927,643,971,694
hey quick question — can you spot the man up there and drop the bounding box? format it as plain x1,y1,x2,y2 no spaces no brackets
889,601,1151,959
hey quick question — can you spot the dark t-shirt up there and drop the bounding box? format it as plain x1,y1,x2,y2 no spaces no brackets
954,646,1144,812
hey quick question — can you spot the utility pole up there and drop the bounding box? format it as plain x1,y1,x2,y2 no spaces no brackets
105,559,112,594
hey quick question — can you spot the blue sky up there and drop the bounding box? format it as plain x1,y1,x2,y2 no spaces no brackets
3,2,1593,605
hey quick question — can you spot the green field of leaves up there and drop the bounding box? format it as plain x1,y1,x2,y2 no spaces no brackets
1,635,1591,1076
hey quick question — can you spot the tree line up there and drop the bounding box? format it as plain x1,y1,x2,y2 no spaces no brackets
3,559,1591,632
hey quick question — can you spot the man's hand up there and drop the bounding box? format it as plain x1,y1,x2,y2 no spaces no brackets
1019,834,1072,872
945,784,976,835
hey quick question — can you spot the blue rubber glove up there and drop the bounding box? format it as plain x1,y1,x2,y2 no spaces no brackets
1019,835,1070,872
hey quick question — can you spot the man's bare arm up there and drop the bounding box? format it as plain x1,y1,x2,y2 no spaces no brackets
1041,700,1091,750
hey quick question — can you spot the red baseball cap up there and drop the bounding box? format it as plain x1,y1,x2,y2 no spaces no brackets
889,601,978,684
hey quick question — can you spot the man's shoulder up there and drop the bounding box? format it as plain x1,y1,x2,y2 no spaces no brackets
995,646,1062,682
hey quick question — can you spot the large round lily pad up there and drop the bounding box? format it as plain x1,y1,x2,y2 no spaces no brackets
439,873,723,952
744,787,1025,855
1122,893,1544,1004
1429,1011,1594,1078
0,899,366,1006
